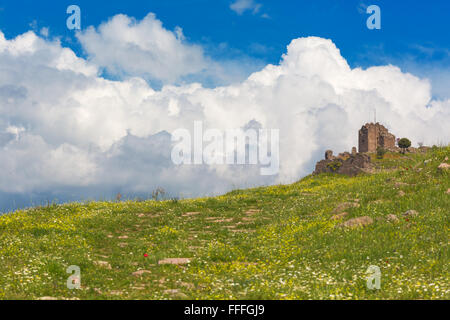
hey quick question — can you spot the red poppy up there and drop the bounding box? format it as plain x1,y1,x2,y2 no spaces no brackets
144,253,148,257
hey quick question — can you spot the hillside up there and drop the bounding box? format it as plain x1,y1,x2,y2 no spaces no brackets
0,146,449,300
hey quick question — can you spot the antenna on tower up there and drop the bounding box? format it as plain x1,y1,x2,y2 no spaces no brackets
374,109,377,123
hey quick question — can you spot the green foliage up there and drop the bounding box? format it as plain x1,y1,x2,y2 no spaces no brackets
398,138,412,153
376,147,387,159
327,160,342,172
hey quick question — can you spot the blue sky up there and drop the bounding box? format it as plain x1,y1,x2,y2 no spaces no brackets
1,0,449,95
0,1,449,212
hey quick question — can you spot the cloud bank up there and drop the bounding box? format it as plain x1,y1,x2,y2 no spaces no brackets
0,13,448,211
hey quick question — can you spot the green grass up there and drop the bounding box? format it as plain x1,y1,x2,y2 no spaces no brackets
0,147,449,300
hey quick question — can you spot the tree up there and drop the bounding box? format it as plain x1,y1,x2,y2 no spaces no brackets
398,138,411,153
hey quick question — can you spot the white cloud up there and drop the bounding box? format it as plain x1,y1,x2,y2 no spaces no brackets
0,21,449,211
230,0,262,15
77,13,207,84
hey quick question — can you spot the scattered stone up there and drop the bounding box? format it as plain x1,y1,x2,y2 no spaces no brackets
386,214,399,223
37,296,58,300
107,234,113,238
394,182,408,187
164,289,188,299
338,216,373,228
438,163,450,171
131,286,146,290
118,243,128,248
94,261,112,269
132,270,152,277
398,190,406,197
402,210,419,217
330,212,349,220
182,212,200,217
331,202,360,214
245,209,260,215
110,290,122,295
158,258,191,265
118,235,128,239
210,218,233,223
446,189,450,195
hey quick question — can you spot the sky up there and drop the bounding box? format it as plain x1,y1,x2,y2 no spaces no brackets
0,0,449,212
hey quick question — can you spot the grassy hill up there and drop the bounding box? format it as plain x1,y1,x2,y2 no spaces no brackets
0,146,449,300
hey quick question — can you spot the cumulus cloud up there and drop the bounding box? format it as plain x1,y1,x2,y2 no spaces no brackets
77,13,207,84
0,19,449,211
76,13,262,87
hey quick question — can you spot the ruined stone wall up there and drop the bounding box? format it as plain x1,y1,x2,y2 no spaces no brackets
359,123,396,153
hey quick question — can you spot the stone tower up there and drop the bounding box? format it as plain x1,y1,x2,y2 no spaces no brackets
358,123,396,153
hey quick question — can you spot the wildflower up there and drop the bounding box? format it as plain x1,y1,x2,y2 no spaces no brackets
144,253,148,258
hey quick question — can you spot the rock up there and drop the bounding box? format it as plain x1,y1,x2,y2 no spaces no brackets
314,152,372,177
325,150,334,160
394,182,408,187
37,296,58,300
402,210,418,217
386,214,399,223
330,212,349,220
132,270,152,277
118,235,128,239
94,261,112,269
182,212,200,217
331,202,360,214
158,258,191,265
164,289,188,299
338,216,373,228
438,163,450,171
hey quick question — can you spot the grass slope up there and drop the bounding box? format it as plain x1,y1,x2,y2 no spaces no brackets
0,147,449,300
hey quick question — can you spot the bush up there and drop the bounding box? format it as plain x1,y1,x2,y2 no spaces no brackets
327,161,342,172
376,147,386,159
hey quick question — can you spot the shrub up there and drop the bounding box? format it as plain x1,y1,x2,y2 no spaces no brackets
376,147,386,159
327,161,342,172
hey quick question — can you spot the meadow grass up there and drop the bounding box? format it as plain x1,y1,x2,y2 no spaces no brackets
0,147,448,300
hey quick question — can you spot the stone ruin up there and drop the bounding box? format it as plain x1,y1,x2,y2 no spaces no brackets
313,122,396,176
358,122,396,153
313,150,372,177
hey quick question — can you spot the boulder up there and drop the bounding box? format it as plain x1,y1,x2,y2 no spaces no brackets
338,216,373,228
330,212,349,220
402,210,418,217
386,214,399,223
331,202,360,214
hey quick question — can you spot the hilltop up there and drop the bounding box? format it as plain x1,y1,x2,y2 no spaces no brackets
0,146,449,300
